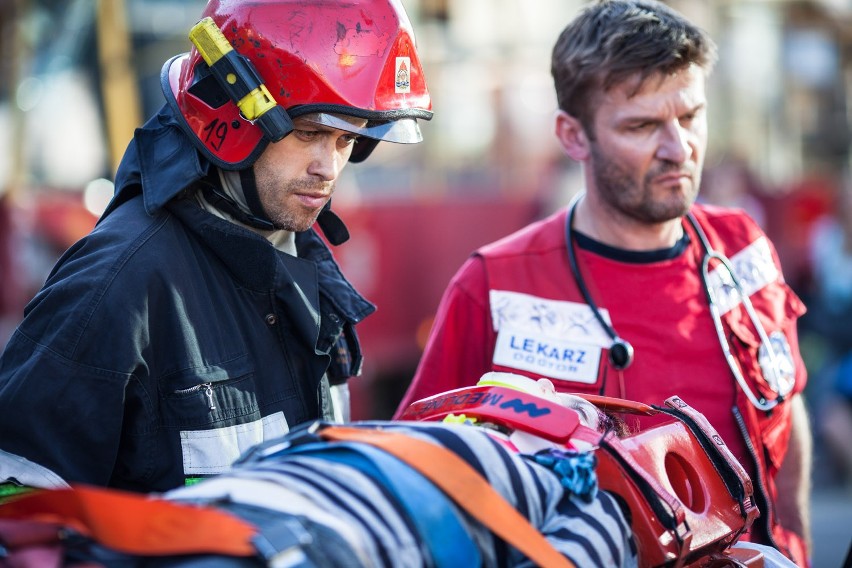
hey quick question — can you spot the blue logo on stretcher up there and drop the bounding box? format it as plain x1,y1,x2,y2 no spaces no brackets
412,391,550,418
401,386,581,442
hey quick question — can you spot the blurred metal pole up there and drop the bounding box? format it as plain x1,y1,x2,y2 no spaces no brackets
6,0,31,202
96,0,142,178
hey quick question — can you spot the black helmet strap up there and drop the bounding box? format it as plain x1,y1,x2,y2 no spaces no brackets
238,168,276,229
240,166,350,245
198,171,275,232
316,204,350,246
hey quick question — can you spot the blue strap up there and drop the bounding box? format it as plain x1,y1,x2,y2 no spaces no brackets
275,441,481,568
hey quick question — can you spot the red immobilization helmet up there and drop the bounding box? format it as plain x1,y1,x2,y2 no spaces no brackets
162,0,433,169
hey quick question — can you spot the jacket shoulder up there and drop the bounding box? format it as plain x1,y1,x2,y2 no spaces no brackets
15,198,181,359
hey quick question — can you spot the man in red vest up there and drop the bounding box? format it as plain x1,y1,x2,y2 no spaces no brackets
396,1,811,565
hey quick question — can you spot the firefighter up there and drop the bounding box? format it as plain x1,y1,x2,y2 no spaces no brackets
0,0,431,493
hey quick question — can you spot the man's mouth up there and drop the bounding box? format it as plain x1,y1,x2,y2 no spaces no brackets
294,192,330,208
655,173,690,183
652,167,694,186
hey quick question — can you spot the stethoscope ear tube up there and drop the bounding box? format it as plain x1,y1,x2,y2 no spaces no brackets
687,214,793,410
695,240,790,411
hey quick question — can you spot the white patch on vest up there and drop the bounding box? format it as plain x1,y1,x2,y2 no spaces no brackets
489,291,613,344
493,327,602,383
490,291,610,382
180,412,290,475
705,237,779,316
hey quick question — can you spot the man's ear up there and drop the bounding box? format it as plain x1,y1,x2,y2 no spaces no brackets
554,110,591,161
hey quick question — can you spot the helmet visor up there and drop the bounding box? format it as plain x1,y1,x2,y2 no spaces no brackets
299,112,423,144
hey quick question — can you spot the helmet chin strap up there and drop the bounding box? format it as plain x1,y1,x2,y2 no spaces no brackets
316,205,350,245
237,168,274,229
239,167,350,245
197,169,276,231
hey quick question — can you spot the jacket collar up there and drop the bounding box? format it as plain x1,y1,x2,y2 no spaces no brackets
167,198,375,325
111,105,209,218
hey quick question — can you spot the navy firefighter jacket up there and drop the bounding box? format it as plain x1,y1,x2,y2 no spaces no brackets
0,106,375,492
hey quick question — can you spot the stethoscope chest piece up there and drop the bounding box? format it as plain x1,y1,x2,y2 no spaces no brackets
609,338,634,371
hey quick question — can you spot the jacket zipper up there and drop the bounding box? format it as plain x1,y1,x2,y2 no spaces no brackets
732,405,779,551
174,382,216,411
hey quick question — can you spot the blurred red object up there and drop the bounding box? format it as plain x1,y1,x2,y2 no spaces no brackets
31,191,98,251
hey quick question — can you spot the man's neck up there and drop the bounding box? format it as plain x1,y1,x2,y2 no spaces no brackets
572,195,684,251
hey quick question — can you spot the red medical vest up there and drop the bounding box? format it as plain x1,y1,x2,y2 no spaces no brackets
398,203,807,563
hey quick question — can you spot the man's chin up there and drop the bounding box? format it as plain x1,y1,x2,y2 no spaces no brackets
272,216,321,233
655,187,697,217
633,199,693,224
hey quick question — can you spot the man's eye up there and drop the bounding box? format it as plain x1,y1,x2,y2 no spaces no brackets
294,129,320,141
338,134,360,148
629,122,653,131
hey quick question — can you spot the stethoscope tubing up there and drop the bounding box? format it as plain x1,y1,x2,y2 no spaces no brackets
565,194,634,371
565,193,790,410
689,217,788,411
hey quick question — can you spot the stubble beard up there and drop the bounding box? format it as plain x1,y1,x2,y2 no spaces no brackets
590,143,701,225
257,176,334,232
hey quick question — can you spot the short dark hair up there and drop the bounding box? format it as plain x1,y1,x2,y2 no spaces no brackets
551,0,717,128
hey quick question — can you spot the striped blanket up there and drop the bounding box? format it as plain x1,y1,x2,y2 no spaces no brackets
167,420,638,568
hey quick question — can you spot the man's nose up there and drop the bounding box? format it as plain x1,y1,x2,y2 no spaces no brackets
306,142,345,181
656,121,693,163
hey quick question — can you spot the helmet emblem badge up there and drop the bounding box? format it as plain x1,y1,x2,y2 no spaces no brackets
395,57,410,93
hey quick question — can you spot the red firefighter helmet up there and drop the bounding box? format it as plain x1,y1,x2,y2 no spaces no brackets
162,0,432,169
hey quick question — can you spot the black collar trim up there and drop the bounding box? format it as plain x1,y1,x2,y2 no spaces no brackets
572,229,691,263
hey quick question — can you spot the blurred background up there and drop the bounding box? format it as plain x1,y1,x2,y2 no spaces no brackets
0,0,851,564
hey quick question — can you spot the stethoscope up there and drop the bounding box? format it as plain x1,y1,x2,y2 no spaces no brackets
565,195,794,411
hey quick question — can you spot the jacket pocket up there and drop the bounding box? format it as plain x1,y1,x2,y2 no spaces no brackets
159,354,257,429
